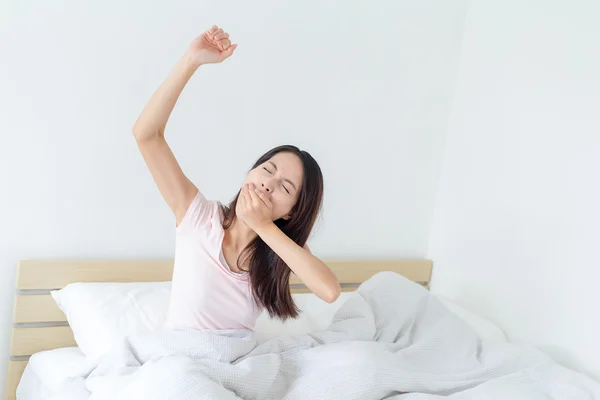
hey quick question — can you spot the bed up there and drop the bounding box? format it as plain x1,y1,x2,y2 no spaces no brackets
6,259,599,400
6,258,435,399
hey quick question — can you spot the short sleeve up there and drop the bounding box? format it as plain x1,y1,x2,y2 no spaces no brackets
176,190,214,233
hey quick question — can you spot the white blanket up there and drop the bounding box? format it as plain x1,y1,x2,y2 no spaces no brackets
84,272,600,399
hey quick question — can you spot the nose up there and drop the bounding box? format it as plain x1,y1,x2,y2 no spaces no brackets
261,181,273,193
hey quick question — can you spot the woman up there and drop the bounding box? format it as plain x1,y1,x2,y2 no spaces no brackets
132,25,341,331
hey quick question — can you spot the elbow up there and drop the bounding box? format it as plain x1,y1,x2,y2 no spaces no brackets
132,121,143,140
132,126,145,142
322,283,342,304
132,123,162,142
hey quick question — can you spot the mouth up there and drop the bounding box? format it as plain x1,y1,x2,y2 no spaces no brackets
245,183,269,197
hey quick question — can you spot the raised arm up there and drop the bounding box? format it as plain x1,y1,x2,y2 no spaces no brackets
132,26,237,225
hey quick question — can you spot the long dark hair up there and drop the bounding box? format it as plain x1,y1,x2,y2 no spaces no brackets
221,145,324,320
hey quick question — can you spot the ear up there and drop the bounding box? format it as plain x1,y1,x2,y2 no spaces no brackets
283,213,292,220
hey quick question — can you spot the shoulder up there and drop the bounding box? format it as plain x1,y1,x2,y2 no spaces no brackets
176,191,223,234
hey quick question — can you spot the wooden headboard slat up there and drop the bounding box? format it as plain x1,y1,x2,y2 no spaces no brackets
10,327,76,357
13,295,66,324
5,361,27,400
16,259,432,289
16,260,174,290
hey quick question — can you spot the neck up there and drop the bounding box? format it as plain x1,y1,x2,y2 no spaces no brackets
224,217,258,253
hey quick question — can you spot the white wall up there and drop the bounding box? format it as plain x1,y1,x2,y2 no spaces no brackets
0,0,468,392
429,0,600,381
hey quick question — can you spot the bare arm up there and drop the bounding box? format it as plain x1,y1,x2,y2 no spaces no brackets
132,56,200,224
132,26,237,225
258,223,341,303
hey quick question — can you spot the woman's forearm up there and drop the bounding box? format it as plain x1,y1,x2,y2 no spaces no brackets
255,223,341,303
132,53,201,141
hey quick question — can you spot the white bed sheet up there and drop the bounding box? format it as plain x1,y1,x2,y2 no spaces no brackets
16,293,506,399
17,347,91,400
254,292,507,343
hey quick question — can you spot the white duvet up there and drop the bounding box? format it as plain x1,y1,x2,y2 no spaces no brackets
81,272,600,399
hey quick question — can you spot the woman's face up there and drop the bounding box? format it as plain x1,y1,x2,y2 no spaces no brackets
243,152,304,221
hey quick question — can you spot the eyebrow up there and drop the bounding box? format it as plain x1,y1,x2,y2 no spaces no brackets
268,161,298,191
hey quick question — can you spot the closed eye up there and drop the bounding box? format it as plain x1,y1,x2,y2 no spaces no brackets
264,163,293,194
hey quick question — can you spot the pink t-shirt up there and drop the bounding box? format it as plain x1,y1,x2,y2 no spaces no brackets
165,190,263,331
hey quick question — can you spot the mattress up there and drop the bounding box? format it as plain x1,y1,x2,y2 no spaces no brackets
16,294,506,399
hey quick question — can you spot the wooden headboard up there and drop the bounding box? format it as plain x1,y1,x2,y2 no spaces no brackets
6,258,432,399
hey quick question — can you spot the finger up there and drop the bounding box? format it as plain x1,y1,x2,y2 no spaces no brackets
254,189,273,209
220,38,231,50
247,185,269,208
246,184,258,202
220,44,237,60
245,187,255,207
214,32,229,41
206,25,218,37
238,186,247,206
243,184,252,200
212,31,225,50
212,28,223,39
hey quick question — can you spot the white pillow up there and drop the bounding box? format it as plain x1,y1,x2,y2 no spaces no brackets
51,282,172,361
